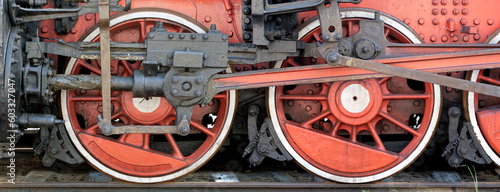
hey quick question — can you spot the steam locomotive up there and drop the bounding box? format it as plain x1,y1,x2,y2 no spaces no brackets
2,0,500,183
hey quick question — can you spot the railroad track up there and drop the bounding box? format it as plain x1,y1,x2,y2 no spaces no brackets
1,153,500,191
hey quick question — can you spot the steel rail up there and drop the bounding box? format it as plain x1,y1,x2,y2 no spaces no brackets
1,182,499,191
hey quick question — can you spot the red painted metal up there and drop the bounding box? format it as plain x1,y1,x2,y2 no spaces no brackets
271,21,436,177
65,17,232,177
35,0,500,182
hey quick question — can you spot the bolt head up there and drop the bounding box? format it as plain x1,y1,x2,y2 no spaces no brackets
172,76,179,84
148,33,155,39
327,53,338,64
171,88,179,95
194,90,202,96
50,147,58,154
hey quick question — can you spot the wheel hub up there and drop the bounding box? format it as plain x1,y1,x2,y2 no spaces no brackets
122,92,172,123
132,97,162,113
328,79,382,125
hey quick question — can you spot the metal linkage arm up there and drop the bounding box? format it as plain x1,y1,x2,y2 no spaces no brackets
9,0,130,24
26,41,146,61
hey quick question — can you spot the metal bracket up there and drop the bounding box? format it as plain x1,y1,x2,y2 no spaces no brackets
243,105,292,166
442,107,492,167
34,125,84,167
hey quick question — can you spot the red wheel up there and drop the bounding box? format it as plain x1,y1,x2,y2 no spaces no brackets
60,9,236,183
268,9,441,183
466,31,500,166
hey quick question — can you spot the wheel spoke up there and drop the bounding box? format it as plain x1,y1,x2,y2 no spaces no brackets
278,94,328,101
330,120,341,137
213,92,227,99
190,121,215,137
384,28,390,38
76,60,101,75
347,20,353,37
286,58,301,67
165,134,184,160
143,134,151,150
139,20,147,42
379,111,420,137
478,74,500,86
119,60,134,76
382,94,430,100
367,122,386,151
300,110,331,128
312,31,321,42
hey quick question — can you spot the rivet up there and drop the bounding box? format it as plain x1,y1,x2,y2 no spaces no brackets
287,100,294,106
462,8,468,15
307,90,314,95
488,19,495,25
203,35,209,40
432,18,439,25
179,34,185,39
191,34,196,39
387,106,392,112
460,18,467,25
418,18,425,25
430,35,437,42
479,100,486,107
441,35,448,42
226,17,233,23
168,34,174,39
441,8,447,15
71,28,77,34
222,34,229,40
462,0,468,5
382,124,390,131
404,18,410,25
432,8,439,15
305,105,312,112
432,0,438,5
446,87,453,92
412,100,420,107
473,19,480,25
97,105,103,113
441,0,447,5
474,34,481,40
453,8,459,15
85,14,93,21
310,58,317,63
207,100,215,106
419,33,425,39
453,0,458,5
204,16,211,22
452,35,459,42
228,30,234,37
41,26,48,33
463,35,469,42
235,65,241,71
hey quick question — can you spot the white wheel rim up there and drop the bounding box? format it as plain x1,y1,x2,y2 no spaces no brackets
466,35,500,166
60,10,237,183
268,9,441,183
